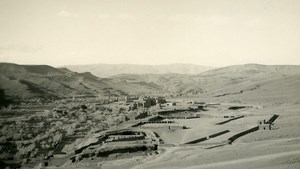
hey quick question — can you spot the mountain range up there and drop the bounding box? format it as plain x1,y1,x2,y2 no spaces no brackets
63,63,214,77
1,62,300,106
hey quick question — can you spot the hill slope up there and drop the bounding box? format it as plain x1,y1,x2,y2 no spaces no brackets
63,63,214,77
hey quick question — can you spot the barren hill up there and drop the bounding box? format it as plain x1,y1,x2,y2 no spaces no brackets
63,63,214,77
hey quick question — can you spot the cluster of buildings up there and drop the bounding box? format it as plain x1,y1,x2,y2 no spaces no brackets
123,96,208,122
126,96,167,110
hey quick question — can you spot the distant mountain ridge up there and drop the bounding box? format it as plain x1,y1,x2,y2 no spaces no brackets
62,63,214,77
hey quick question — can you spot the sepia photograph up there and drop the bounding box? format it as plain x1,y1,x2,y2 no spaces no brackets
0,0,300,168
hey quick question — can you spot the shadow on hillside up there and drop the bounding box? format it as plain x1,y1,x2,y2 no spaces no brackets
0,89,14,108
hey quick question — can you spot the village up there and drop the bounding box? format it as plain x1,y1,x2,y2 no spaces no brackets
0,94,281,168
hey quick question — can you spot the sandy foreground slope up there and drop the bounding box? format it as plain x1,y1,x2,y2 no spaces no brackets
47,101,300,169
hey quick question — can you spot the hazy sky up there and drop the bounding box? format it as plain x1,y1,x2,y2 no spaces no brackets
0,0,299,67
